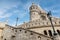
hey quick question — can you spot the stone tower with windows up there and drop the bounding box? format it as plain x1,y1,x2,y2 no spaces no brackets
29,3,48,21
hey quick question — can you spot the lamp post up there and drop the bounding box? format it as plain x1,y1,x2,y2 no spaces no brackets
47,11,59,40
15,17,19,26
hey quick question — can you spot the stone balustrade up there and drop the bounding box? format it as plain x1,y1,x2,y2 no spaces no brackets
18,20,60,29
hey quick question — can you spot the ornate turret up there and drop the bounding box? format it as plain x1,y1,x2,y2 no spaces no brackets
30,3,40,13
29,3,47,21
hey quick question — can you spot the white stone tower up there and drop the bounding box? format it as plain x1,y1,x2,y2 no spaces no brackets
29,3,48,21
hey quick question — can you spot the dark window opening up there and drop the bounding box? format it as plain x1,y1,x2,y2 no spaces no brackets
30,32,33,35
4,39,6,40
47,39,49,40
12,35,15,38
38,36,41,38
15,30,17,32
25,31,27,33
48,30,52,36
1,36,3,38
44,30,47,35
11,28,14,30
20,30,21,31
41,16,46,20
57,30,60,35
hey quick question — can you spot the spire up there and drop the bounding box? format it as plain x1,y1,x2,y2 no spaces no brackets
5,17,8,24
15,17,19,26
32,2,35,5
31,2,37,6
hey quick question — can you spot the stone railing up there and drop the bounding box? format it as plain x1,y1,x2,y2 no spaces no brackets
18,20,60,29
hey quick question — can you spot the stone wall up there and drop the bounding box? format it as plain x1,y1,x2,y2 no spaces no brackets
2,26,52,40
0,29,3,40
15,28,52,40
0,22,6,40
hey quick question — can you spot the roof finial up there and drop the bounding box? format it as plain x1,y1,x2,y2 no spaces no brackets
32,2,35,5
5,17,8,24
15,17,19,26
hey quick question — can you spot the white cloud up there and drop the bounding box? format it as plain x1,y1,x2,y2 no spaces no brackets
0,13,12,18
0,9,12,18
0,1,20,19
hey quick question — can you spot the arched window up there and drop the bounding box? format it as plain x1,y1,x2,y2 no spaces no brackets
12,35,15,38
57,30,60,35
38,36,41,40
4,39,6,40
15,30,17,32
19,29,21,31
25,31,27,33
41,16,46,20
44,30,47,35
38,36,41,38
30,32,33,35
48,30,52,36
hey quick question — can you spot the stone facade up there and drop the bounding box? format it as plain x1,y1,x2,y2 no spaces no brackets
0,22,6,40
2,25,52,40
0,3,60,40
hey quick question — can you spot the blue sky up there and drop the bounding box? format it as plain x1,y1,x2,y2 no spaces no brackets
0,0,60,26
